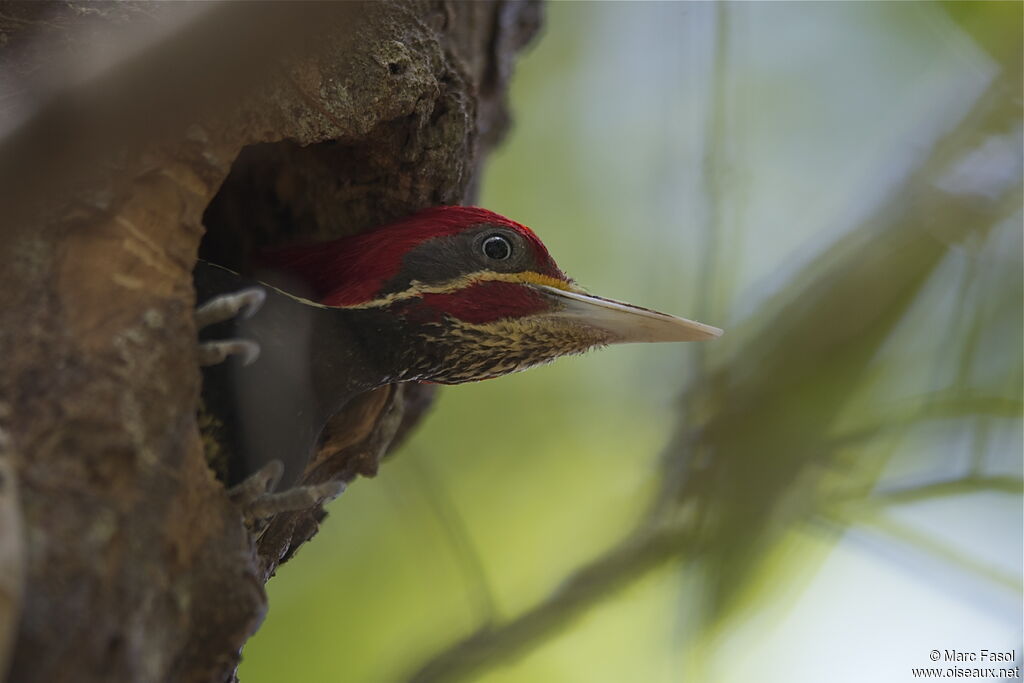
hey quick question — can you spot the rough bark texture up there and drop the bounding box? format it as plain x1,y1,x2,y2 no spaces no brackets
0,2,542,681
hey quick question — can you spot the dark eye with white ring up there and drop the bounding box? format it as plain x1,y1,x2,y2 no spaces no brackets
482,234,513,261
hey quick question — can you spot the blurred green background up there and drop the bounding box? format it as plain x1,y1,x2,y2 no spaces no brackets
241,3,1022,682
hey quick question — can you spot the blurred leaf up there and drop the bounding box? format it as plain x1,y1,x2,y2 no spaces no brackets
940,1,1023,71
660,69,1022,633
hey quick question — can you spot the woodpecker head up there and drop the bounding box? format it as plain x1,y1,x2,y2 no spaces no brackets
261,206,721,385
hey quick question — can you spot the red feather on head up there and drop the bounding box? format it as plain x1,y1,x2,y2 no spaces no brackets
260,206,565,307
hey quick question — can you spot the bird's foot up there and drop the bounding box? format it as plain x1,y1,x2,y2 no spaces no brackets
196,287,266,366
227,460,347,526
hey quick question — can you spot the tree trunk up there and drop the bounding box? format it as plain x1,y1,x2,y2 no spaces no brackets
0,2,541,681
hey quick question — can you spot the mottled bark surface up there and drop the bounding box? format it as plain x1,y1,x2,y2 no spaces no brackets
0,2,541,681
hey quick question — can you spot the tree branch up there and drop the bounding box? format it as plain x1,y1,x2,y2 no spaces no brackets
0,2,543,680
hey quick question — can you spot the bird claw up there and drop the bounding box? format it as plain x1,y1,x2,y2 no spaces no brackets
198,339,260,366
196,287,266,327
228,460,346,526
196,286,265,367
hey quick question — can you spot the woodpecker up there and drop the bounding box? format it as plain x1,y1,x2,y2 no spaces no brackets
195,206,721,503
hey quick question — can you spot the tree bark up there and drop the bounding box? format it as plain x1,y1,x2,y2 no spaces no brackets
0,2,542,681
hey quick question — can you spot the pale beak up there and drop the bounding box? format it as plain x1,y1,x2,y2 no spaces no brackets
536,285,722,343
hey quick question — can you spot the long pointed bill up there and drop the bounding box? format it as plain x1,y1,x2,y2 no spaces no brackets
536,285,722,343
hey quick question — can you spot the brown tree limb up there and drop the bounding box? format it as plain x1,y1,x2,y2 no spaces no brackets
0,2,542,680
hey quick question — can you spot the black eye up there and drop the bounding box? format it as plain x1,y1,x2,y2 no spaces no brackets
482,234,512,260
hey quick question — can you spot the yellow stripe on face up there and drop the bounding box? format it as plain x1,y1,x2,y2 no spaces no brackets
512,271,579,291
342,270,582,310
